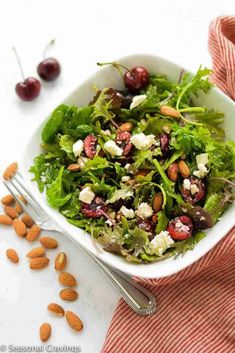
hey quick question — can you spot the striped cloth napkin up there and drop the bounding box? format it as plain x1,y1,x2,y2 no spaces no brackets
102,16,235,353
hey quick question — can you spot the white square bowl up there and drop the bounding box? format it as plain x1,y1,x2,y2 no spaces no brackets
21,54,235,279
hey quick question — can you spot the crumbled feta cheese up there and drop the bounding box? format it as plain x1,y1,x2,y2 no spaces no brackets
105,219,114,227
79,186,95,204
130,133,156,150
101,129,111,136
130,94,147,110
77,157,88,169
124,163,131,170
120,206,135,219
190,184,199,195
72,139,83,157
149,231,174,256
193,153,209,178
175,220,189,233
183,178,191,190
135,203,153,218
121,176,131,182
104,140,123,156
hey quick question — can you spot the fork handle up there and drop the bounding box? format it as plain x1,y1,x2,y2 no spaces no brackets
62,232,156,315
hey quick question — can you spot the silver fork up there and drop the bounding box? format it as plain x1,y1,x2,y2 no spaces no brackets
4,172,156,316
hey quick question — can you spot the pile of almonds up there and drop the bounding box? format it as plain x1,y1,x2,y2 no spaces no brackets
1,163,83,342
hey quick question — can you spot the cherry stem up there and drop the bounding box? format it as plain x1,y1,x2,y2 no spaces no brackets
43,39,55,59
12,47,25,81
99,209,116,226
97,61,133,76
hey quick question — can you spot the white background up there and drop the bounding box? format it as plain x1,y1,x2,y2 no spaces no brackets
0,0,234,352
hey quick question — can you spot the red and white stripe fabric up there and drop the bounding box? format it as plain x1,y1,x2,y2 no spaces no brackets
209,16,235,100
102,16,235,353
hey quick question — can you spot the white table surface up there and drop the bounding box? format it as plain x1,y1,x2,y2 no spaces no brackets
0,0,234,351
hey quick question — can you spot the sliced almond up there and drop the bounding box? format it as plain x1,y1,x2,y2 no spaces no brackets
178,160,190,178
30,257,50,270
26,247,45,258
6,248,19,263
65,311,83,332
60,288,78,301
21,214,34,228
152,192,163,212
55,252,67,271
13,219,27,237
47,303,65,316
67,164,80,172
26,225,41,242
0,214,13,225
40,236,58,249
160,105,180,118
4,205,18,219
39,323,51,342
59,272,77,287
1,194,15,206
3,162,18,180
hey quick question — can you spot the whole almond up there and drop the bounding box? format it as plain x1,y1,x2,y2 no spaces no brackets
6,248,19,263
13,219,27,237
59,272,77,287
67,164,80,172
26,225,41,242
15,203,23,214
40,323,51,342
30,257,50,270
4,205,18,219
135,169,150,177
178,160,190,178
0,214,13,225
117,122,133,133
3,162,18,180
47,303,65,317
152,192,163,212
21,214,34,228
40,236,58,249
26,247,45,258
167,162,179,182
65,311,83,332
55,252,67,271
19,195,27,204
160,105,180,118
1,194,15,206
60,288,78,301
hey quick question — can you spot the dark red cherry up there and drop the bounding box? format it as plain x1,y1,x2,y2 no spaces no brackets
84,134,98,159
167,215,193,240
15,77,41,101
115,131,132,156
12,47,41,101
37,57,60,81
124,66,149,92
181,177,205,205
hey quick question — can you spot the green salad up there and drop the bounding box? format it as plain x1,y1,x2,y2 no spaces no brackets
30,63,235,263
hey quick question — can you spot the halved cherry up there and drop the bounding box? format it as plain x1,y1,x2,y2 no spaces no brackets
84,134,98,159
167,215,193,240
115,131,132,156
159,133,170,157
181,177,205,205
81,197,107,218
137,219,155,240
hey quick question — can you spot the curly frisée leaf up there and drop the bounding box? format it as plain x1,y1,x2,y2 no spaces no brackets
106,187,134,204
46,167,72,207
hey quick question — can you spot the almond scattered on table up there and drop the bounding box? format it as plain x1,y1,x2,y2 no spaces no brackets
26,247,45,258
15,202,23,214
6,248,19,263
30,257,50,270
39,322,51,342
1,194,15,206
3,162,18,180
47,303,65,317
21,214,34,228
55,252,67,271
4,205,18,219
26,225,41,242
59,288,78,301
40,236,58,249
65,311,83,332
12,219,27,237
0,214,13,225
58,272,77,287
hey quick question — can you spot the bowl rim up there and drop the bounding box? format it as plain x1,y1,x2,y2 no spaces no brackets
21,53,235,279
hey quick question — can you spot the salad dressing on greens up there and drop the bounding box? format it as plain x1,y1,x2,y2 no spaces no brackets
30,65,235,263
